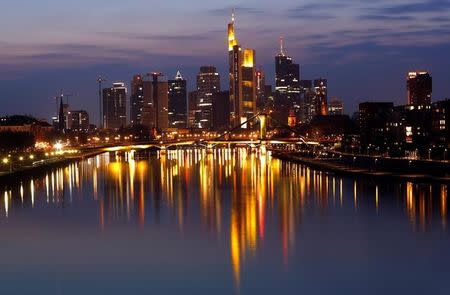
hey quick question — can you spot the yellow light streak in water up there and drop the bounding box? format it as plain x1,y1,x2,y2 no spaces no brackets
30,179,35,207
4,191,9,218
441,185,447,230
93,168,98,200
230,207,241,288
406,182,416,228
45,174,49,203
138,161,147,229
20,183,24,204
376,185,379,213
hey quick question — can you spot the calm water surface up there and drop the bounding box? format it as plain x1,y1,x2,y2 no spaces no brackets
0,148,449,295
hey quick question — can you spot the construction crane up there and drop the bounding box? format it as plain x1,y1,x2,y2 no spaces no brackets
97,76,107,129
57,91,75,106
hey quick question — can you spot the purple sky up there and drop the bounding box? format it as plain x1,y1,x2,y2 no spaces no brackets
1,0,450,122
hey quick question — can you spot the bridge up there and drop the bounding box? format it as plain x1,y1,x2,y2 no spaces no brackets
101,113,319,154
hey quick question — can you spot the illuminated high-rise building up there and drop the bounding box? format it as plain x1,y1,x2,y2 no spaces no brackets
241,49,257,126
228,10,241,127
274,36,300,124
130,74,145,126
314,78,328,116
407,71,432,105
228,10,257,128
168,71,187,128
300,80,315,124
196,66,220,129
102,82,127,130
149,73,169,130
256,68,266,111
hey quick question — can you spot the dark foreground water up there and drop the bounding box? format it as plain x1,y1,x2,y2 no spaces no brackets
0,148,449,295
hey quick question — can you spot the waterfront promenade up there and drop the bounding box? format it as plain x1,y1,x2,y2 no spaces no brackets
272,150,450,183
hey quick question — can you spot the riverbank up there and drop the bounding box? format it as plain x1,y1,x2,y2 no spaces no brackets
0,149,105,187
272,151,450,183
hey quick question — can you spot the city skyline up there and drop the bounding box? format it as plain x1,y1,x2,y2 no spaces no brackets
1,2,450,294
1,0,450,121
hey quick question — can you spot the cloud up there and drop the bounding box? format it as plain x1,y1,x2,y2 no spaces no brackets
368,0,450,15
97,31,213,42
286,2,349,20
429,16,450,22
0,43,170,67
208,6,265,16
360,14,415,21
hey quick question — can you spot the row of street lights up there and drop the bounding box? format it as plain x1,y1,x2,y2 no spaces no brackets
1,155,36,173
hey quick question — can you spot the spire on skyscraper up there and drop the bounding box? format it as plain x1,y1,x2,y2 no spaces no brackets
58,96,65,132
279,35,285,56
228,8,238,51
175,70,183,80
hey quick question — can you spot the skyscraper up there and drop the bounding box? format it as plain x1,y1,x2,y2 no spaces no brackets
256,68,266,111
228,10,257,128
102,82,127,130
407,71,432,105
241,49,257,126
168,71,187,129
314,78,328,116
196,66,220,129
130,74,145,126
141,76,154,128
149,73,169,130
300,80,314,124
228,10,240,127
274,37,300,124
131,73,169,130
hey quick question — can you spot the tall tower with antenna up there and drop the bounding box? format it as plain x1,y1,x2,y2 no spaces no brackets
228,9,257,128
228,9,241,127
279,35,285,56
274,36,301,124
97,76,106,128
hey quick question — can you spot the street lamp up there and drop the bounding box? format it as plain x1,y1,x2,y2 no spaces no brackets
2,158,12,172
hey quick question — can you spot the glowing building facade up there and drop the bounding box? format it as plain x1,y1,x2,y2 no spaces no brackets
102,82,127,130
130,75,145,126
168,71,187,128
196,66,220,129
314,78,328,116
274,37,300,124
407,71,432,106
228,11,257,128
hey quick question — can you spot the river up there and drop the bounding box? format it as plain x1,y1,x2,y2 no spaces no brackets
0,148,449,294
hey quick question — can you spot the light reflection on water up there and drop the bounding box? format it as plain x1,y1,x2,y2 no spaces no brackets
0,147,449,294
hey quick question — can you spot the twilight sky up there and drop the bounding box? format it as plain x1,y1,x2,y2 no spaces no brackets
1,0,450,122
